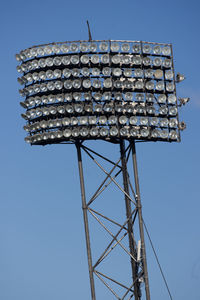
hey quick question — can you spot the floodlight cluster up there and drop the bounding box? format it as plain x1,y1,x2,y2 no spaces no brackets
16,40,181,145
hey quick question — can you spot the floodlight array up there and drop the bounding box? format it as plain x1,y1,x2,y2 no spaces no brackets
16,40,181,145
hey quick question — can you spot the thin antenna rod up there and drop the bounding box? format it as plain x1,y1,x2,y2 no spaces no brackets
87,20,92,41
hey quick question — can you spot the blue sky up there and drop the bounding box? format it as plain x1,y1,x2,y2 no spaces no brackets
0,0,200,299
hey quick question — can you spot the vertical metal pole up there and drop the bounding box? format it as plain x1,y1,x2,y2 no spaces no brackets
120,140,141,300
131,141,151,300
87,20,92,41
76,143,96,300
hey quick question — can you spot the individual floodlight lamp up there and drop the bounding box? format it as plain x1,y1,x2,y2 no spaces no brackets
15,38,189,300
176,72,185,83
179,97,190,106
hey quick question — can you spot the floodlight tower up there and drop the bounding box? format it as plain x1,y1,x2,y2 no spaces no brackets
15,36,188,299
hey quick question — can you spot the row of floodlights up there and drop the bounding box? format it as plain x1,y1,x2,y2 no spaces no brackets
19,79,175,97
25,126,178,144
17,54,172,73
22,102,178,120
16,42,172,62
18,68,174,85
22,93,177,108
24,115,179,132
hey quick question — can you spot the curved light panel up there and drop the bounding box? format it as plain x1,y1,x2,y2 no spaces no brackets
16,40,181,145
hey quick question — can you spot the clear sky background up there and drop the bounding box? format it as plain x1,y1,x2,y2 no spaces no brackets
0,0,200,299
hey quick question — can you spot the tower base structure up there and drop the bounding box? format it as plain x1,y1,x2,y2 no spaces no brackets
76,140,150,300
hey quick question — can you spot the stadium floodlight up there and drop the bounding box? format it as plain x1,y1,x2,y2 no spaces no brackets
15,40,189,146
15,38,189,300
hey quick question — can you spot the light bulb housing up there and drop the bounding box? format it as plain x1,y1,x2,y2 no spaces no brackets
176,73,185,83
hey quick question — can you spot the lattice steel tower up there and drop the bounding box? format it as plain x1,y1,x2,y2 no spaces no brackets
15,36,188,299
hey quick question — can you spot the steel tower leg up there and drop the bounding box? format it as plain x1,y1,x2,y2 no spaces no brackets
76,143,96,300
131,141,151,300
120,140,141,300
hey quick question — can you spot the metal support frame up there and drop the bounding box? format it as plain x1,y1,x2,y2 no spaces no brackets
76,141,151,300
